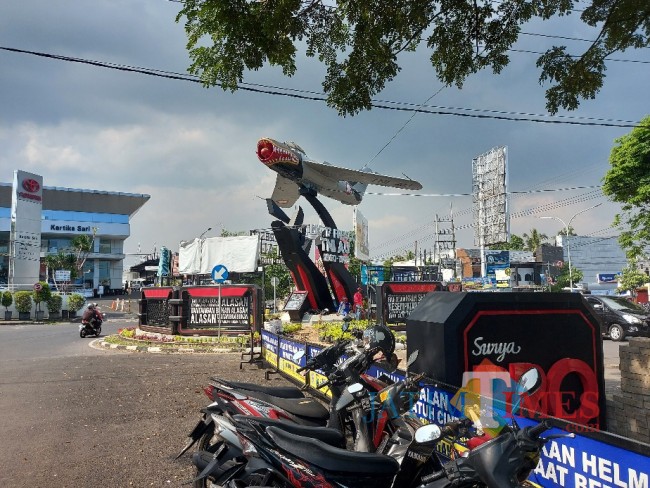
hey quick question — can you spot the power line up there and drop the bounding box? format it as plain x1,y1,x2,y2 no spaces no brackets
0,46,641,128
509,48,650,64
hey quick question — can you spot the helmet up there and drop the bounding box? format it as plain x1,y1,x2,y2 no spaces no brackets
362,324,395,357
87,303,95,309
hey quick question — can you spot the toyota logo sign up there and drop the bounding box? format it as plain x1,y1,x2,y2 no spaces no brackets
22,178,41,193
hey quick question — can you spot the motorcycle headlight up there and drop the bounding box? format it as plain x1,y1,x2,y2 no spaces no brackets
622,314,642,324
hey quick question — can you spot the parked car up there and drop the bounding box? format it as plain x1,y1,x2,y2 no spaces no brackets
585,295,650,341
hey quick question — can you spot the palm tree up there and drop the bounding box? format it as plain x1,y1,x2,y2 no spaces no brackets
522,229,549,252
557,226,576,236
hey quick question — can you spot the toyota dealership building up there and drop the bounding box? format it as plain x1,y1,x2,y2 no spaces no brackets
1,170,149,293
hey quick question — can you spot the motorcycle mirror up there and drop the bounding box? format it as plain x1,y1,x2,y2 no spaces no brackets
414,424,442,444
407,350,419,369
292,350,305,362
517,368,541,395
511,368,541,416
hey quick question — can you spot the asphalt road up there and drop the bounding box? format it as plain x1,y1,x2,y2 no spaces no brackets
0,315,287,487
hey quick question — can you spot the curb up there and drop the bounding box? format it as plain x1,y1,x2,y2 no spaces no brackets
93,338,242,354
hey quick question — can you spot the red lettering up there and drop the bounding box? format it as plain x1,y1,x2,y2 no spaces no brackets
546,358,599,428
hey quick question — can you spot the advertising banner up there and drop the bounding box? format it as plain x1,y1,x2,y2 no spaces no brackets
353,207,370,261
277,337,307,386
261,330,279,367
378,282,444,324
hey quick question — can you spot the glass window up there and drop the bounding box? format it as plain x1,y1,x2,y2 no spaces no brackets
99,239,112,254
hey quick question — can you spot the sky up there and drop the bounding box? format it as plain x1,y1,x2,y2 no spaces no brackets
1,1,648,268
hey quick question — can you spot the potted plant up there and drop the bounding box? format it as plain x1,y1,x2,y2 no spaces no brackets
67,293,85,319
33,282,52,321
14,291,33,320
47,293,63,320
2,291,13,320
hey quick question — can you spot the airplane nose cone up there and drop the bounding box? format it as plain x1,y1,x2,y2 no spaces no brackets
258,140,274,161
257,138,300,166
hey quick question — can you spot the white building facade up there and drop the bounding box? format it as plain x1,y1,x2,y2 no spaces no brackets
1,175,149,293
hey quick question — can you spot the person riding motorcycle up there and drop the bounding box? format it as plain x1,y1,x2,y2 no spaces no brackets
82,303,102,331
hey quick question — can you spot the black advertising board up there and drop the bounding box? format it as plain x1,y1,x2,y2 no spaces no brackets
377,281,444,325
283,291,309,321
177,285,261,336
406,292,607,429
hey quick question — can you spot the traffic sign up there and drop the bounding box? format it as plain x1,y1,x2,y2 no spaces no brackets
211,264,229,283
271,277,279,286
33,283,42,291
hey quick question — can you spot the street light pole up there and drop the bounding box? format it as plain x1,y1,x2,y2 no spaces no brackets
539,202,602,289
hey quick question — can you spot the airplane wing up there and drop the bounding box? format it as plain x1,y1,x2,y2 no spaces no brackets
272,174,301,208
303,160,422,191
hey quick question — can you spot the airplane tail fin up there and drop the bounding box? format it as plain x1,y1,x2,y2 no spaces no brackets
351,181,368,197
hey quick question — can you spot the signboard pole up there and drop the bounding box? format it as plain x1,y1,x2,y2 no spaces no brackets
211,264,229,340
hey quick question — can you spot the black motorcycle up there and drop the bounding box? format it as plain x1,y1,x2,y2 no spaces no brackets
79,310,102,338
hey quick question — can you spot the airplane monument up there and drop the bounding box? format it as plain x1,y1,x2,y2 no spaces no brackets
257,138,422,316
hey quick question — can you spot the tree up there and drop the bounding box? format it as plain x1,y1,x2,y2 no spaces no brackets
176,1,650,116
552,264,583,290
522,229,548,252
557,226,576,236
488,234,524,250
602,116,650,260
617,264,647,295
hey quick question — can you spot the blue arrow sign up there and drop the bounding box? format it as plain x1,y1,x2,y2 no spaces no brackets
211,264,229,283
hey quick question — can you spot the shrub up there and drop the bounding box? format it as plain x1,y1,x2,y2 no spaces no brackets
14,291,33,313
47,294,63,313
1,291,12,311
67,293,85,312
33,282,52,311
281,323,302,335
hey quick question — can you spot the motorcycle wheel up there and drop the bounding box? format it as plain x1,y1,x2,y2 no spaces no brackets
80,328,87,338
193,425,236,488
95,326,102,337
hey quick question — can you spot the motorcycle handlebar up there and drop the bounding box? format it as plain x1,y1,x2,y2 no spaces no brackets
527,420,552,439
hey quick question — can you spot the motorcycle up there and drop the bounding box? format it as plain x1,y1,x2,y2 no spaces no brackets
196,350,448,488
79,306,103,338
183,323,399,487
192,366,574,488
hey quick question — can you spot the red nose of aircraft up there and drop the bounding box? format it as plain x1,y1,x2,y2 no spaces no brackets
257,138,301,167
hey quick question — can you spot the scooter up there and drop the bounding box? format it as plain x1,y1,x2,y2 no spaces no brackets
79,307,103,338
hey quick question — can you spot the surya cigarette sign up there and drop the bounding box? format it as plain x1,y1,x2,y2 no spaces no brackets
9,170,43,286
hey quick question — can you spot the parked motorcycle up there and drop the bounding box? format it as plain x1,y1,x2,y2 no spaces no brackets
192,367,573,488
191,350,448,488
183,323,398,487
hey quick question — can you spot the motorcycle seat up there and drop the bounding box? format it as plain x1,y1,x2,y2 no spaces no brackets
231,415,344,447
266,426,400,475
225,390,328,423
226,381,305,399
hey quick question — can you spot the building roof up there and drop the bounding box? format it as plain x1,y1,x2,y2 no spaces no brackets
0,182,150,217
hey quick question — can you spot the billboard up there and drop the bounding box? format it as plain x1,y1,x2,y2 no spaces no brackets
472,146,508,247
9,170,43,286
353,207,370,261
